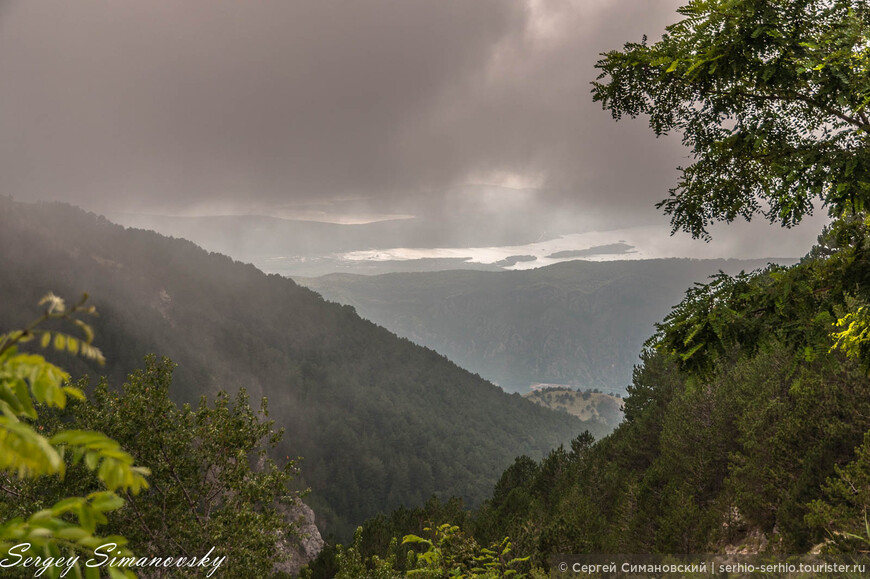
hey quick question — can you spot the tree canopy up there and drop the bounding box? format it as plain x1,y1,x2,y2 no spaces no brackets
9,355,305,578
593,0,870,239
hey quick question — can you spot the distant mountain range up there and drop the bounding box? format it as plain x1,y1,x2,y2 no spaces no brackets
296,257,797,394
0,198,598,539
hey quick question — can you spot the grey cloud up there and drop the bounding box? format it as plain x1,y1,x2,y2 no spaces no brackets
0,0,688,223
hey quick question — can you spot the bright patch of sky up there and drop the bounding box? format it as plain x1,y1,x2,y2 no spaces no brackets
338,212,830,270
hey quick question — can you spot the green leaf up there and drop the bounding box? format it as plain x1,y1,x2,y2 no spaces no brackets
55,527,89,541
63,386,86,401
84,451,99,471
89,492,125,513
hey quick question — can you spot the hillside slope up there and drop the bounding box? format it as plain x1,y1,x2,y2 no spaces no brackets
524,388,624,429
0,198,596,538
470,216,870,561
296,258,796,393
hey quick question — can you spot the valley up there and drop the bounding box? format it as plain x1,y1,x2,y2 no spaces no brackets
296,258,796,394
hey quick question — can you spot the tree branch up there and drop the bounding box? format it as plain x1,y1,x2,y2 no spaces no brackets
159,442,207,528
708,87,870,132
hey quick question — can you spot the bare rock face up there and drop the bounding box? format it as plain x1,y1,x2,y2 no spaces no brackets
274,498,325,576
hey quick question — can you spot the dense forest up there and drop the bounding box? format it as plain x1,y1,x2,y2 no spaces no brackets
296,259,792,393
0,197,603,540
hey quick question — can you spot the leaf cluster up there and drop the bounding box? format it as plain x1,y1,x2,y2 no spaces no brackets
328,523,537,579
0,295,148,578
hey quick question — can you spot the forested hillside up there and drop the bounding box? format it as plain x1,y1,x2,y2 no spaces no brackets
297,259,793,393
0,197,600,539
309,215,870,576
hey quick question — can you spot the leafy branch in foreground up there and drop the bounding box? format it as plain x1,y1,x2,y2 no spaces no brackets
0,292,106,366
831,298,870,371
328,523,539,579
0,293,149,579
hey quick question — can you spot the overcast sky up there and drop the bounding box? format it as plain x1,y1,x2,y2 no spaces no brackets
0,0,828,260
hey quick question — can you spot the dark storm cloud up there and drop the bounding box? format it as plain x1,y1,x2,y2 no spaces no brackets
0,0,687,218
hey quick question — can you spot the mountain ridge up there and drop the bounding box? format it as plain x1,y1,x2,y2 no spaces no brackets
0,197,596,539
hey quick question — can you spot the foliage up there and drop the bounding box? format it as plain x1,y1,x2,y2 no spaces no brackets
0,294,149,579
402,524,532,578
648,270,767,378
807,432,870,551
593,0,870,238
831,299,870,369
330,527,402,579
579,13,870,559
650,212,870,376
304,496,472,578
326,524,538,579
5,355,303,578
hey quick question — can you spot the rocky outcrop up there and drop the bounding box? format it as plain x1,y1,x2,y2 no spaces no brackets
274,498,325,576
